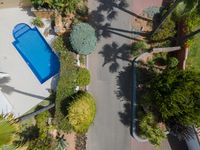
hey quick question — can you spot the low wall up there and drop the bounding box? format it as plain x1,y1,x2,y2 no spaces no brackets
31,8,55,19
152,46,181,53
131,61,148,142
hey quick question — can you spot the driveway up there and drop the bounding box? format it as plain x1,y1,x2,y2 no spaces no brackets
87,0,134,149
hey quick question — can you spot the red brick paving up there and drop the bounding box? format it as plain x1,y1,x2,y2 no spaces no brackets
131,138,155,150
132,0,164,15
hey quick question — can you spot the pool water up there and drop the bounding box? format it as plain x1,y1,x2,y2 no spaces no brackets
13,23,60,83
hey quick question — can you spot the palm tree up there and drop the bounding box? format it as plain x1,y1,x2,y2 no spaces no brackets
56,134,68,150
151,0,182,36
0,115,18,147
151,0,198,36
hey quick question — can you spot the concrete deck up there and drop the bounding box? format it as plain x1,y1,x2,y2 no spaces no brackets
0,7,56,117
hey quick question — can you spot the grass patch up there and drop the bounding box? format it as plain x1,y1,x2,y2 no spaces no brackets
187,34,200,70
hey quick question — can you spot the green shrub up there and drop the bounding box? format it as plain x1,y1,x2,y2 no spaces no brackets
70,23,97,55
0,115,17,147
76,4,88,17
0,144,17,150
149,69,200,126
56,134,68,150
167,57,179,68
67,92,96,133
52,36,77,131
139,113,166,147
27,137,52,150
76,67,90,86
184,10,200,33
151,17,176,41
31,0,80,14
35,111,50,130
131,41,149,56
31,17,44,28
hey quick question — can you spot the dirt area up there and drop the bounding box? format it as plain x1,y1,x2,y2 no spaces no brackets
64,132,76,150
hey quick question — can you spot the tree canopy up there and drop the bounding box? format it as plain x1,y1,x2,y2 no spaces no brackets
148,69,200,127
70,23,97,55
139,113,166,147
67,92,96,133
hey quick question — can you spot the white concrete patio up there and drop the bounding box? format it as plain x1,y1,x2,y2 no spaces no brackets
0,7,57,117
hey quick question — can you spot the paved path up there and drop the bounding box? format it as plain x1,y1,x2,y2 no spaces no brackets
87,0,134,150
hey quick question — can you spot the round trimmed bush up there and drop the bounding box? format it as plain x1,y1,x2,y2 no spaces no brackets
67,92,96,133
70,23,97,55
76,67,90,86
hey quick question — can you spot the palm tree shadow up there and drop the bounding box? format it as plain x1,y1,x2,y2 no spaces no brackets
115,65,132,126
0,76,11,84
99,42,132,73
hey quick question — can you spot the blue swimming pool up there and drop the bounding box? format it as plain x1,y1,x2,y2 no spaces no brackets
12,23,60,84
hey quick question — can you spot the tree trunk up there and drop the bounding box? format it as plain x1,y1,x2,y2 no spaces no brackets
182,29,200,41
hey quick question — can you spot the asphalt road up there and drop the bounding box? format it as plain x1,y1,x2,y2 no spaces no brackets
87,0,134,149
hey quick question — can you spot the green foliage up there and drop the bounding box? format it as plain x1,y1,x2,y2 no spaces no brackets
31,17,44,28
76,3,88,17
173,0,199,20
0,115,17,147
148,52,168,67
0,144,17,150
35,111,50,139
52,36,77,131
27,137,52,150
187,34,200,70
67,92,96,133
56,135,68,150
31,0,46,7
151,17,176,41
167,57,179,68
131,41,149,56
76,67,90,86
70,23,97,55
149,69,200,126
25,111,52,150
31,0,81,14
14,125,39,147
184,10,200,33
139,113,166,147
52,0,81,14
